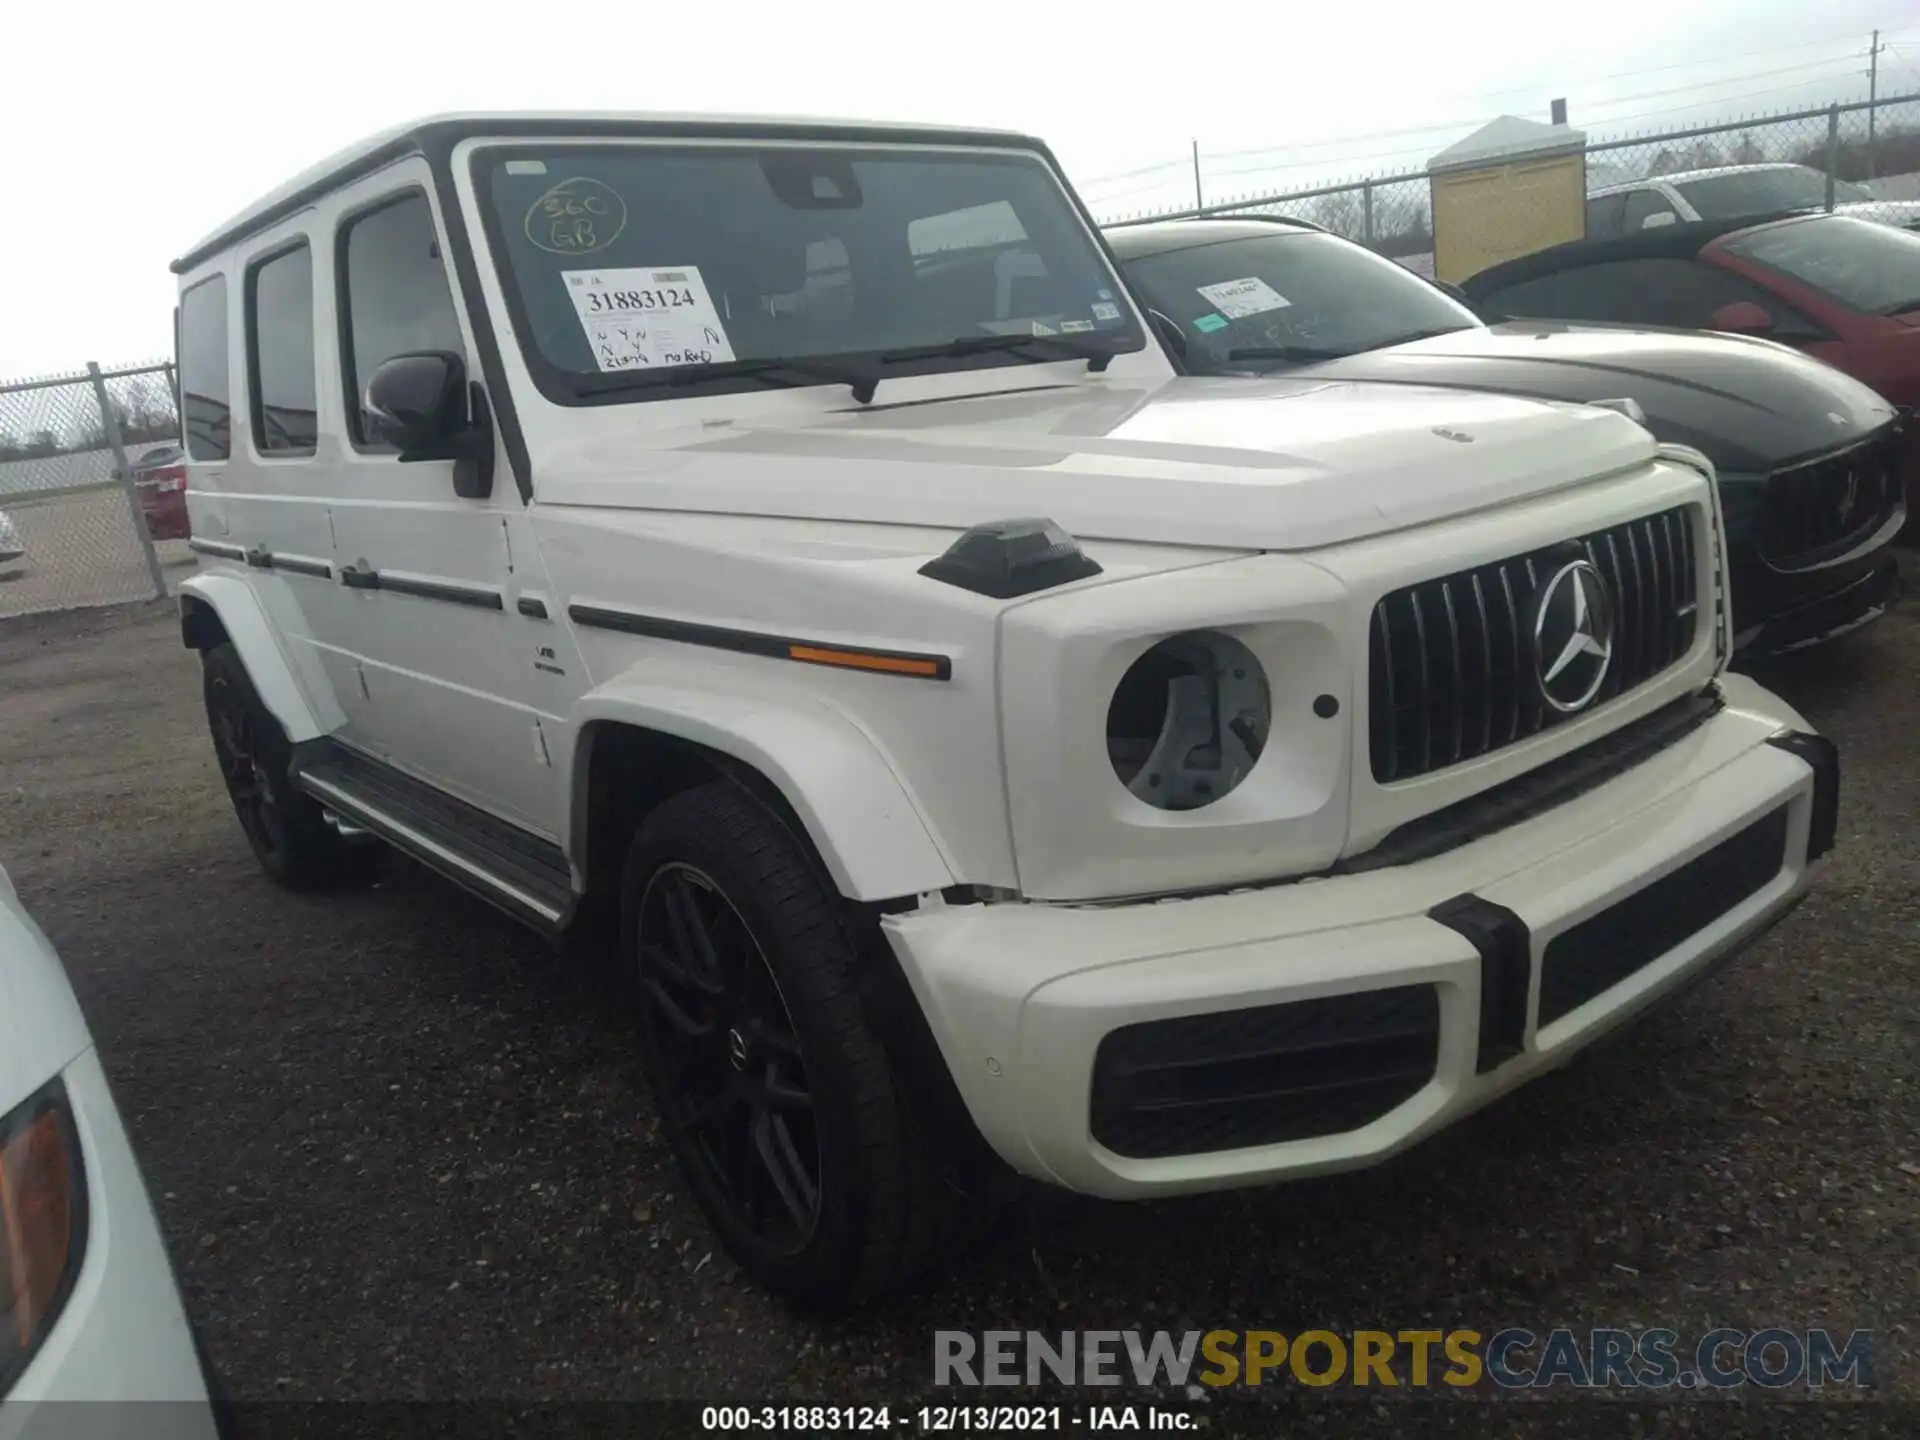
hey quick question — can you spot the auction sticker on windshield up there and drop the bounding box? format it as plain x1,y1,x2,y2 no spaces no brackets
1196,276,1291,319
562,266,737,371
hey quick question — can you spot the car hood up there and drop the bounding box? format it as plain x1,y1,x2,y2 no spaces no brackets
535,374,1657,552
0,868,92,1113
1297,321,1896,474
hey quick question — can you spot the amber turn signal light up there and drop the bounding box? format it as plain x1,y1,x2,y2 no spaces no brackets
1,1082,85,1392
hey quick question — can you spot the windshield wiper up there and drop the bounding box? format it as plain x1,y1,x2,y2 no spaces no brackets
573,356,878,404
1223,343,1354,365
878,332,1116,372
1375,323,1480,347
1226,324,1478,368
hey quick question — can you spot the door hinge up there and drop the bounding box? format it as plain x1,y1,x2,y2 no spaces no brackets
531,717,551,768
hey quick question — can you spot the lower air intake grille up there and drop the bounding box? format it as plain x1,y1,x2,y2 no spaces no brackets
1369,506,1699,783
1538,804,1789,1026
1760,427,1905,569
1090,985,1440,1158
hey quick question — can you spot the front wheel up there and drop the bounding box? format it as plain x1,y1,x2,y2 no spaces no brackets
201,644,376,889
621,782,957,1309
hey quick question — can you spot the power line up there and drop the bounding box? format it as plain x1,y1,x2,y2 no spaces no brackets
1187,28,1919,167
1192,54,1872,182
1192,67,1876,187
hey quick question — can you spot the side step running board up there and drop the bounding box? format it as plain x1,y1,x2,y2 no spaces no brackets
289,741,575,932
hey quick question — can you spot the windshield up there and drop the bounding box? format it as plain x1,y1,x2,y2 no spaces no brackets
1116,230,1477,373
1723,215,1920,315
1674,166,1872,218
478,145,1145,402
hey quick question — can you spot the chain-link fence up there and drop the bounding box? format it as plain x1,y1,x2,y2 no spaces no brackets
0,361,187,621
1098,93,1920,282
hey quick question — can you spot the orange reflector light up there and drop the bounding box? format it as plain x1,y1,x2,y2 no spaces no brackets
1,1090,82,1370
787,644,945,679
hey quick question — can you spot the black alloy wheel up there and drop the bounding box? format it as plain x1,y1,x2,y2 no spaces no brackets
635,861,822,1255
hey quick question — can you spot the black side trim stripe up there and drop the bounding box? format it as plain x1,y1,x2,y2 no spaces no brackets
569,604,952,681
271,555,334,579
517,596,550,619
187,538,246,560
376,574,505,611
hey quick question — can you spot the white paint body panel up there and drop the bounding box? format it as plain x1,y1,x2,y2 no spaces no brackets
884,674,1819,1197
0,878,215,1419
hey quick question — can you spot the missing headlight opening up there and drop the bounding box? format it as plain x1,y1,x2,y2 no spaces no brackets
1106,630,1271,810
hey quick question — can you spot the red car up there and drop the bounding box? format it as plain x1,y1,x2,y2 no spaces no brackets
1465,212,1920,519
128,444,190,541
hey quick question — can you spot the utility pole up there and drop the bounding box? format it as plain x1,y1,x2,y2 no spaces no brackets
1191,139,1203,211
1868,29,1884,177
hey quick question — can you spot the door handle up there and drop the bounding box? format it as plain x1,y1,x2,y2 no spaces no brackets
340,561,381,590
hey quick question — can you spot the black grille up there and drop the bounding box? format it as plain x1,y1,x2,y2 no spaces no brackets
1538,805,1789,1026
1090,985,1440,1159
1368,507,1698,783
1760,427,1905,568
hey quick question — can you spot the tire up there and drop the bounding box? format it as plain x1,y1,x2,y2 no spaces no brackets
621,781,957,1309
201,643,377,889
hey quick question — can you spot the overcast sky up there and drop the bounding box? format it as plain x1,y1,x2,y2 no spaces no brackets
2,0,1916,376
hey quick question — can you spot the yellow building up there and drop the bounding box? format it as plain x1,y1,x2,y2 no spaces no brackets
1428,116,1588,285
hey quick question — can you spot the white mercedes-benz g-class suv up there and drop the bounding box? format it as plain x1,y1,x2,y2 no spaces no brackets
171,112,1837,1308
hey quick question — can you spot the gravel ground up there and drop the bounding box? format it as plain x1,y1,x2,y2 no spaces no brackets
0,596,1915,1430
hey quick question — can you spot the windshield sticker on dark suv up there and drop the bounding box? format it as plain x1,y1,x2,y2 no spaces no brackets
1192,313,1229,333
562,266,737,371
525,178,628,256
1197,276,1291,318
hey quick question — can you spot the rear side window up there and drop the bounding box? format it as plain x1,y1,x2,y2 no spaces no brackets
339,193,467,446
247,243,318,454
177,277,230,460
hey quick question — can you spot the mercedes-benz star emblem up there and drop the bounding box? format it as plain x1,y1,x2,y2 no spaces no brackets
1531,559,1615,714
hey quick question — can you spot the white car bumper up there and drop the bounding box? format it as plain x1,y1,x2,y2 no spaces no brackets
2,1048,217,1440
882,674,1830,1199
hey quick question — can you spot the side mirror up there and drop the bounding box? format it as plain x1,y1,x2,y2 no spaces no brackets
364,351,495,499
1705,300,1775,336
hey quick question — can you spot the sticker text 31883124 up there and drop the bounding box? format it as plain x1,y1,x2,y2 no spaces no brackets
562,266,738,371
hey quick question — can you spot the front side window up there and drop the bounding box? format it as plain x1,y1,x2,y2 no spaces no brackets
1673,165,1868,219
1724,215,1920,316
1474,257,1826,339
339,192,467,446
177,276,230,460
477,145,1144,402
246,244,317,453
1118,230,1477,373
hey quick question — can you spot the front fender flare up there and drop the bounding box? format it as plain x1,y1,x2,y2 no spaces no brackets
570,678,956,904
178,573,324,743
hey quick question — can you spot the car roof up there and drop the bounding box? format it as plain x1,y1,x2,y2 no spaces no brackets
1589,162,1807,197
172,111,1049,275
1100,215,1324,259
1460,209,1823,297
